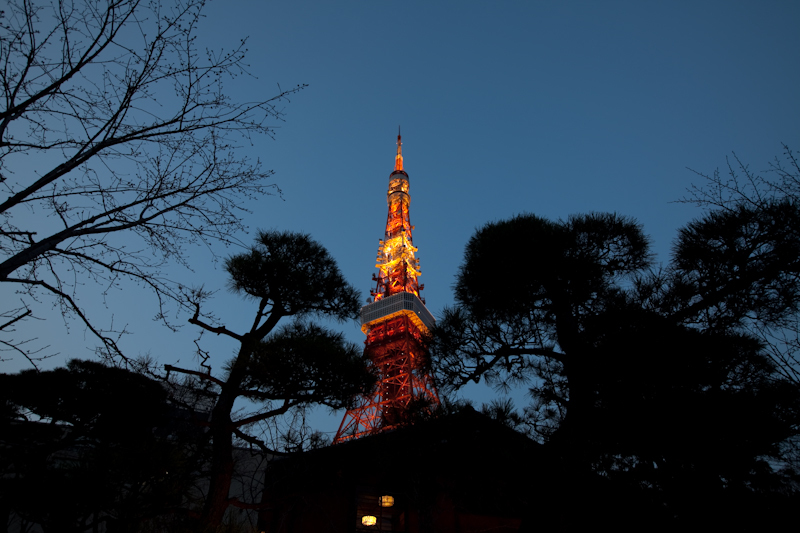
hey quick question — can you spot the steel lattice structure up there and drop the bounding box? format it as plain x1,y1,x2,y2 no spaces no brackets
334,133,439,443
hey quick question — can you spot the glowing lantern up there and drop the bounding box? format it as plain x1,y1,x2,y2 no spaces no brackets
362,515,377,526
379,495,395,507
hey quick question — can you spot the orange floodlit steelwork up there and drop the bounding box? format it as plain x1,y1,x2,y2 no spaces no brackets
333,133,439,443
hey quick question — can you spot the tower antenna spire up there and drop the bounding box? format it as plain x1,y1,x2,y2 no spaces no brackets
395,127,403,171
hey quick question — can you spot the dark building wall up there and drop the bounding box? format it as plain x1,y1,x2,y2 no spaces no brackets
259,408,541,533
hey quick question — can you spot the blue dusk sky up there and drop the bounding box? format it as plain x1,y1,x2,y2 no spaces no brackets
3,1,800,437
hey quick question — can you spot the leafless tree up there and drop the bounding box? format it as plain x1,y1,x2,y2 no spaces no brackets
0,0,304,367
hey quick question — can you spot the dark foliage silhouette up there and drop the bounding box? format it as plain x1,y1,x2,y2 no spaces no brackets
167,230,375,529
430,204,800,523
1,360,200,532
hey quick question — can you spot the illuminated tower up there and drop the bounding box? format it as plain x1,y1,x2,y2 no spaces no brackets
334,133,439,443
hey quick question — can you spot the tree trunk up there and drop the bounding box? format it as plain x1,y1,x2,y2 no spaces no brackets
200,344,251,530
201,392,236,529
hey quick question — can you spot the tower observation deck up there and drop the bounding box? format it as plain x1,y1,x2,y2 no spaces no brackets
333,133,439,443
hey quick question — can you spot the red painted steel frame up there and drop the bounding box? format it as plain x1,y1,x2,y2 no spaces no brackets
334,135,439,443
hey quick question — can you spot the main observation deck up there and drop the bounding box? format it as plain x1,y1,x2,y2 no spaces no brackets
360,292,435,334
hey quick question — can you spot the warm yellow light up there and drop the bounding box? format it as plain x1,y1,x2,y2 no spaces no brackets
362,515,377,526
394,133,403,171
379,495,395,507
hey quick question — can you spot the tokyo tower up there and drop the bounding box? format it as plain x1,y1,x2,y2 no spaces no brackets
333,133,439,443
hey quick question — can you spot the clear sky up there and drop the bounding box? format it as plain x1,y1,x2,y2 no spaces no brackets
4,0,800,438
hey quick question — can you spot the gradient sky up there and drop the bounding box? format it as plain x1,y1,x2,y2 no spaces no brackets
4,0,800,438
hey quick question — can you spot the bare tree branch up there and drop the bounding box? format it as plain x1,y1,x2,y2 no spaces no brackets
230,427,286,457
231,400,298,429
164,363,225,387
187,315,244,342
6,276,126,360
0,308,31,331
